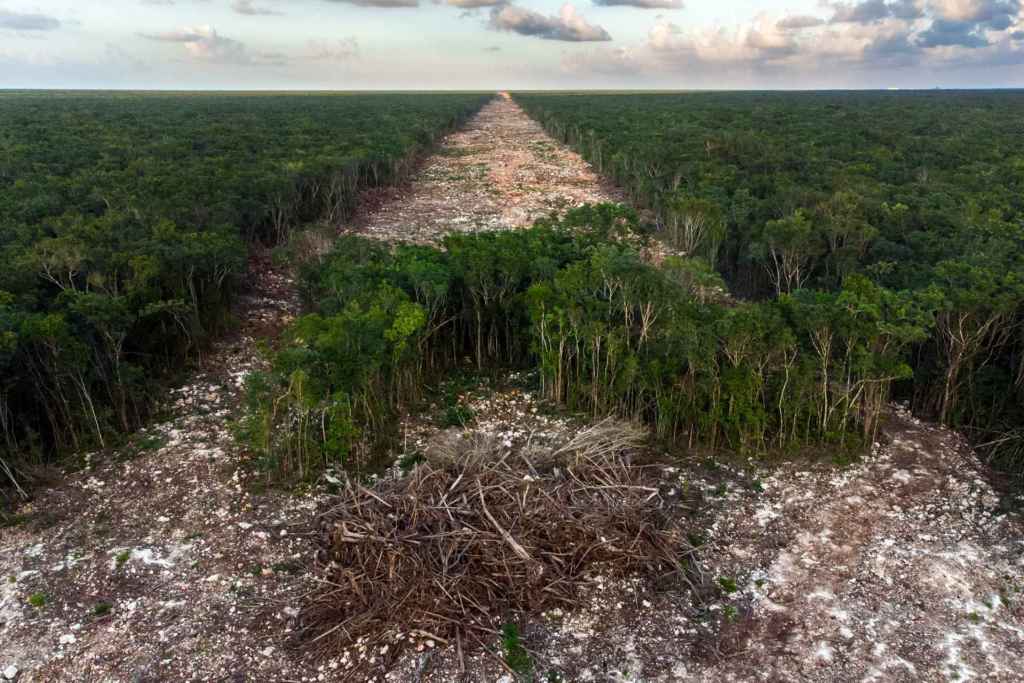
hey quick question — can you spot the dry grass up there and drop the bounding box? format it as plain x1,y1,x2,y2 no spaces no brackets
296,420,697,673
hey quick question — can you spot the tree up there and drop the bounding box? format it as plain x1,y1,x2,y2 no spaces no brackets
751,210,822,295
662,194,726,263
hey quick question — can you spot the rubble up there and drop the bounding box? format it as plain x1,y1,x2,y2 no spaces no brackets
349,93,624,245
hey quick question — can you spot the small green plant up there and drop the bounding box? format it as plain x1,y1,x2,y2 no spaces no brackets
272,560,303,575
134,433,167,453
93,602,112,617
7,575,16,584
115,550,131,568
967,611,982,624
28,592,47,608
500,623,533,677
0,513,31,528
398,451,426,472
441,403,474,428
718,577,739,594
714,483,728,497
723,604,739,622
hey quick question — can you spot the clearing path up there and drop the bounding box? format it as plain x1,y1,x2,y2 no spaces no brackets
2,93,1022,683
352,93,623,243
0,95,625,682
0,252,320,682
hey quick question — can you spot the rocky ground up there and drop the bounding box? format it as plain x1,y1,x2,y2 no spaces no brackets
351,93,623,245
2,96,1023,682
351,401,1024,683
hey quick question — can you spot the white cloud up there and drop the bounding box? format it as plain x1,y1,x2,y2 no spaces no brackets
593,0,684,9
564,3,1024,82
305,38,360,60
491,3,612,41
0,9,61,31
231,0,284,16
139,25,283,65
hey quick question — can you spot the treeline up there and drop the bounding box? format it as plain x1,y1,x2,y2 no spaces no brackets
0,92,490,496
514,91,1024,478
242,206,933,480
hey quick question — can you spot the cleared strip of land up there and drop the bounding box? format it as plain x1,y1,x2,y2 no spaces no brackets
353,93,624,244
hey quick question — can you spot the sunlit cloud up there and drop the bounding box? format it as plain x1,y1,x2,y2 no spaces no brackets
326,0,419,7
490,3,612,41
231,0,284,16
139,25,284,65
592,0,684,9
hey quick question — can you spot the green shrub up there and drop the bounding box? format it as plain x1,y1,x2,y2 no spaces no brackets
501,623,533,677
244,205,930,480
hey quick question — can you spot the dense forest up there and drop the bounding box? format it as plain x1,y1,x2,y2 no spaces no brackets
243,205,927,479
0,92,490,497
510,91,1024,480
243,92,1024,484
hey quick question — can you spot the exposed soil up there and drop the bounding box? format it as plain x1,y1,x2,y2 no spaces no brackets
345,403,1024,683
349,93,624,244
3,96,1023,683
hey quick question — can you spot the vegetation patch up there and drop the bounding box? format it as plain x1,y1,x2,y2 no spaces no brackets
0,92,491,500
515,91,1024,483
243,205,927,482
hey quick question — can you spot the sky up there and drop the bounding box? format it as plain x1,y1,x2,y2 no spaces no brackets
1,0,1023,89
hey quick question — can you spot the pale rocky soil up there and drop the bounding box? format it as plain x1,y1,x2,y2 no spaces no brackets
355,401,1024,683
3,96,1023,683
350,93,624,244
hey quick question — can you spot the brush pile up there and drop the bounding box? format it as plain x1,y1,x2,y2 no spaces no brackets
297,420,698,670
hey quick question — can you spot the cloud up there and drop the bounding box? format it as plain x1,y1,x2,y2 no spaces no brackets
564,1,1024,83
139,25,281,64
890,0,927,19
863,28,922,63
828,0,926,23
0,9,61,31
830,0,896,23
916,17,991,44
592,0,684,9
326,0,419,7
646,15,799,62
232,0,284,15
305,37,360,60
445,0,504,7
490,3,612,41
930,0,1020,24
777,15,827,30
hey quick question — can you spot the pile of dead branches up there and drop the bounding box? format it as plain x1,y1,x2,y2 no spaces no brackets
296,420,698,670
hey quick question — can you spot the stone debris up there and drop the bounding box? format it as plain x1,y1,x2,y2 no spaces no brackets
0,250,323,681
350,93,624,245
